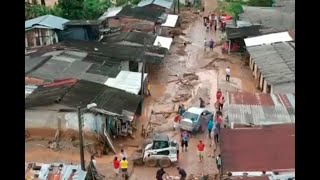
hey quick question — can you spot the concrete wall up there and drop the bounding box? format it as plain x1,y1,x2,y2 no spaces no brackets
259,74,264,90
262,79,268,93
25,109,105,134
249,56,253,70
253,64,258,79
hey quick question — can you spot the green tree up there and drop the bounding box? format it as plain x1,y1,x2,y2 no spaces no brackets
131,0,141,5
226,2,243,20
247,0,273,7
116,0,128,6
57,0,85,19
84,0,111,19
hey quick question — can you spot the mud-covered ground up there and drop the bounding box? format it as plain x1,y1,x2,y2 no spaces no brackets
25,0,259,179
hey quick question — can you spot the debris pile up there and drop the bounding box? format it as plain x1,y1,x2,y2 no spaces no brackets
169,72,199,103
187,174,216,180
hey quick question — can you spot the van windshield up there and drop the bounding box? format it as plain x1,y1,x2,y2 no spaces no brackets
183,112,199,122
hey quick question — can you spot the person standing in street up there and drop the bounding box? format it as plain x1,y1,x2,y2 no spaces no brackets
215,113,223,135
177,167,187,180
120,157,128,178
197,140,205,162
209,39,215,51
199,98,205,108
216,154,222,175
219,96,225,111
181,131,190,152
113,156,120,176
120,149,127,160
204,38,207,52
225,66,231,82
207,116,215,139
156,168,167,180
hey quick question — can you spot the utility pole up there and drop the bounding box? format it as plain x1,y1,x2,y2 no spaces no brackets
174,0,176,14
78,106,85,170
178,0,180,14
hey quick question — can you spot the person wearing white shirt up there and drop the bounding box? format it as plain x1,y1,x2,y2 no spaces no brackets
225,67,231,82
120,149,127,160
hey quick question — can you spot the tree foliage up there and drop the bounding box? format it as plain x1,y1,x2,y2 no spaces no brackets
130,0,141,5
247,0,273,7
116,0,128,6
25,2,51,20
84,0,111,19
226,2,243,20
25,0,112,20
57,0,85,19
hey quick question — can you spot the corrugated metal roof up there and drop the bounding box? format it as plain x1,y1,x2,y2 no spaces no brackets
161,14,178,27
153,36,173,49
117,5,163,22
100,31,157,45
64,20,102,26
137,0,173,9
244,31,293,47
221,124,295,172
98,7,123,20
25,79,77,108
227,104,293,125
247,42,295,85
25,55,52,74
153,0,174,9
25,85,38,98
105,71,147,95
25,15,69,31
239,6,295,31
25,163,87,180
272,82,295,94
137,0,154,7
227,92,295,125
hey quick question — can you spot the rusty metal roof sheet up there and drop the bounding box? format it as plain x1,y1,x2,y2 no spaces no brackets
221,124,295,172
25,163,87,180
227,104,293,125
227,92,295,125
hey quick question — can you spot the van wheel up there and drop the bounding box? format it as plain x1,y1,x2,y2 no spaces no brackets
145,157,157,167
159,157,171,168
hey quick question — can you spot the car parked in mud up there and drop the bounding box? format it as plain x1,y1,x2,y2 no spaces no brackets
179,107,213,133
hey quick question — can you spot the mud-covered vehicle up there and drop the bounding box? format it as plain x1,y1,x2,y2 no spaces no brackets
132,134,179,168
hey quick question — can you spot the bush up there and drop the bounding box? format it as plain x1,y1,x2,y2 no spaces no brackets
247,0,273,7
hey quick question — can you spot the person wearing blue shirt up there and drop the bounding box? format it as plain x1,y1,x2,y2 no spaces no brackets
207,115,215,139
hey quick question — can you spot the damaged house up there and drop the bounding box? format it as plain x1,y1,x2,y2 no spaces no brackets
25,39,167,85
25,15,69,51
108,5,167,34
63,20,103,41
137,0,174,12
25,79,143,139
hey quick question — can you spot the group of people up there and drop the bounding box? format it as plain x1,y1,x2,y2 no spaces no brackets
113,149,129,178
179,133,223,176
203,12,227,33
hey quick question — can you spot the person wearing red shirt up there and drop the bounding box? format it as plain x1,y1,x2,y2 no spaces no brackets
216,89,222,101
113,156,120,176
197,140,205,162
215,113,223,136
